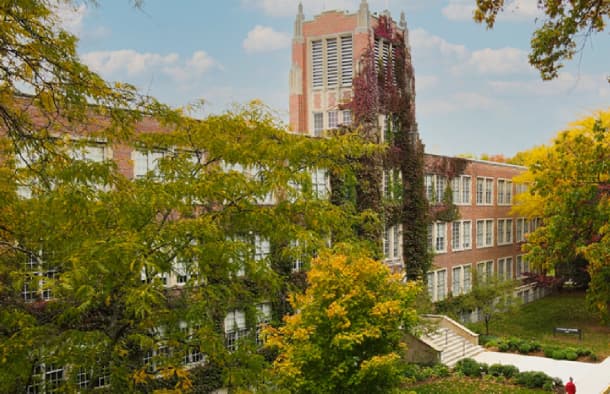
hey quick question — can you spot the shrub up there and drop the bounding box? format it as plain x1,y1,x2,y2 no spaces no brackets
576,347,592,357
515,371,554,388
590,353,598,361
488,363,519,379
518,342,532,354
431,364,450,378
454,358,487,377
565,351,578,361
543,346,556,358
498,342,511,352
551,349,566,360
507,337,522,350
528,340,541,352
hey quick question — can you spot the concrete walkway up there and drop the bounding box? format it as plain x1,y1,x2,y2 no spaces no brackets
474,351,610,394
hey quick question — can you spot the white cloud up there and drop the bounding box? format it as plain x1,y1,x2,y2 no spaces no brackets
82,50,219,82
442,0,541,22
243,26,291,53
410,28,468,60
52,1,88,35
441,0,473,21
418,92,503,116
416,75,439,91
241,0,355,18
489,72,610,97
460,47,532,75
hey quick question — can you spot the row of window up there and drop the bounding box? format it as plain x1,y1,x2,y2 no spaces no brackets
425,174,524,206
312,110,352,136
427,217,540,253
26,304,271,392
427,255,532,301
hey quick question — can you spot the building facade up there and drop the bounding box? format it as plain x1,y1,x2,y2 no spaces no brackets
424,155,543,309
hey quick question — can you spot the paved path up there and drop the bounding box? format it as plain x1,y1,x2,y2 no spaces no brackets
474,351,610,394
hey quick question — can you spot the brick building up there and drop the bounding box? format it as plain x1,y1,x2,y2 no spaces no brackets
423,155,538,305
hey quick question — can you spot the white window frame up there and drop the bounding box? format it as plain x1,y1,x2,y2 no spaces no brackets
451,220,472,251
477,260,494,283
497,218,513,245
476,177,494,205
224,310,248,352
497,256,513,281
476,219,494,248
428,222,447,253
328,110,338,129
497,179,513,205
382,224,402,264
451,175,471,205
427,268,448,302
313,112,324,137
424,174,447,204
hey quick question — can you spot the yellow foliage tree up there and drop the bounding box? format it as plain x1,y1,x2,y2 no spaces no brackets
264,250,420,394
512,109,610,321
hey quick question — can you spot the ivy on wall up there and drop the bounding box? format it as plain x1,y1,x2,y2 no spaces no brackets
337,15,431,280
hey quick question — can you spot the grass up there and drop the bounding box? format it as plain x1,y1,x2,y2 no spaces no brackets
404,376,548,393
467,290,610,359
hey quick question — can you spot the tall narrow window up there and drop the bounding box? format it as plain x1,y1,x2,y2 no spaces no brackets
340,36,353,86
326,38,338,87
313,112,323,137
342,110,352,126
452,267,461,295
328,111,338,129
312,40,323,88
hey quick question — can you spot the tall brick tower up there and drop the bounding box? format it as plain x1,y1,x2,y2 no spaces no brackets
289,1,428,278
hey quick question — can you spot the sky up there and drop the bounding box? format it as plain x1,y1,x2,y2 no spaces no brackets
56,0,610,157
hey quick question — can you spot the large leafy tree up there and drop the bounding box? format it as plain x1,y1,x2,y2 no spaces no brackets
512,110,610,322
0,1,378,391
474,0,610,81
265,250,421,394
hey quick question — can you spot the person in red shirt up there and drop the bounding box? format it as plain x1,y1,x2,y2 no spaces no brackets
565,377,576,394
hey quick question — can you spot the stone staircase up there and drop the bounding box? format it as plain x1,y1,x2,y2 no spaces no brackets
414,315,485,367
421,327,484,367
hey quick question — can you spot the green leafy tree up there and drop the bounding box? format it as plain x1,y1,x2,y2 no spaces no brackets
264,249,421,394
512,110,610,322
464,276,521,336
474,0,610,81
0,1,378,391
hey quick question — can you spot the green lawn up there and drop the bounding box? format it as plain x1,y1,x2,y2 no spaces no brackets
405,376,548,393
467,291,610,358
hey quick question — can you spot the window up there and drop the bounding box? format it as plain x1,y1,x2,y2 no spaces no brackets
516,218,525,242
23,252,58,302
313,112,323,137
340,35,353,86
451,175,471,205
383,169,402,200
452,267,461,295
254,235,270,262
497,179,513,205
451,220,472,251
497,219,513,245
476,219,494,248
327,111,338,129
133,149,166,179
451,264,472,296
224,310,248,351
424,174,446,203
428,222,446,253
477,260,494,282
427,269,447,301
326,38,338,87
311,168,328,199
515,183,528,195
498,257,513,280
383,224,401,262
516,255,530,277
311,40,323,88
256,303,272,345
342,110,352,126
476,177,494,205
437,269,446,300
463,265,472,293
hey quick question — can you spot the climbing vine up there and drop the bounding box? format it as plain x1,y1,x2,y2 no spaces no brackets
338,15,430,280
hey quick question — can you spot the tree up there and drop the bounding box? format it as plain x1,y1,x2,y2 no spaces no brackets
512,110,610,322
465,276,521,336
474,0,610,81
264,250,421,394
0,1,379,391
